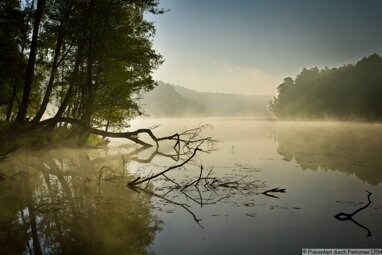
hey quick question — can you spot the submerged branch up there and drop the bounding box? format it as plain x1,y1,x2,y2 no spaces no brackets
334,191,372,220
334,191,372,237
128,144,202,187
262,187,287,199
134,186,204,229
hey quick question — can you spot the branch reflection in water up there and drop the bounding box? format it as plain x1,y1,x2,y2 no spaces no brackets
334,191,373,237
273,123,381,238
0,147,162,255
0,125,276,254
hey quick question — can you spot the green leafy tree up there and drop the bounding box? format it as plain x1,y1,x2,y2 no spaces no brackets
269,54,382,121
0,0,165,145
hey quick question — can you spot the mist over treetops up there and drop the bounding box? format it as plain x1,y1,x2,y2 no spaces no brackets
142,82,272,117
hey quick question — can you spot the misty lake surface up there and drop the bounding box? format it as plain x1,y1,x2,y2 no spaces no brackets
1,118,382,254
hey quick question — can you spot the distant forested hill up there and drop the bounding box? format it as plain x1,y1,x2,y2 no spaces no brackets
142,82,272,117
269,54,382,121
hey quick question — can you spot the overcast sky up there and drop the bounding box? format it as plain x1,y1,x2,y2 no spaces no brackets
148,0,382,95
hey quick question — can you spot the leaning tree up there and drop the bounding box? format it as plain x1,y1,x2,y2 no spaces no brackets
0,0,181,148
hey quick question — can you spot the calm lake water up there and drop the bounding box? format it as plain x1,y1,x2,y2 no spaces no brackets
1,118,382,254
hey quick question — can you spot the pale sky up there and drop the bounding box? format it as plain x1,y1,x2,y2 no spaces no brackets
148,0,382,95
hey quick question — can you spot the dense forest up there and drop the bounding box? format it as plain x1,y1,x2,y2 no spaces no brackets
142,82,272,117
269,54,382,121
0,0,165,148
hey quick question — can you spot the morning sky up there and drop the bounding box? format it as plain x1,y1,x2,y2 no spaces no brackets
148,0,382,95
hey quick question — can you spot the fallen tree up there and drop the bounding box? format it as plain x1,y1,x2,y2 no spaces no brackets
31,117,216,149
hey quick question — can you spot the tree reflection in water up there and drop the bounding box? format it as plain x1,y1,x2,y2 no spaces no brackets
0,147,163,255
273,123,381,237
0,126,279,254
0,124,221,254
273,122,382,185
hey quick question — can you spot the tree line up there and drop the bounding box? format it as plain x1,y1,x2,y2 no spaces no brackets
142,82,271,117
269,54,382,121
0,0,163,142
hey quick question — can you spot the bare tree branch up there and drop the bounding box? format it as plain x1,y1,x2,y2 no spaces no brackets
128,144,202,187
32,117,217,150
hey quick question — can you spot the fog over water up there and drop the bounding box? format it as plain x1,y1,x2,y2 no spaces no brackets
128,118,382,254
2,118,382,254
1,0,382,254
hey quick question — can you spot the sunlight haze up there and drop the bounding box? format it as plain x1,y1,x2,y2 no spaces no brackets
149,0,382,95
2,0,382,254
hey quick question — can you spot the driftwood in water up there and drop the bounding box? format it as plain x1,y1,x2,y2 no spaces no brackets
130,163,264,228
262,187,287,198
334,191,372,237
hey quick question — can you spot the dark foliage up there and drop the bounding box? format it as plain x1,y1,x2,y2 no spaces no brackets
0,0,163,130
269,54,382,121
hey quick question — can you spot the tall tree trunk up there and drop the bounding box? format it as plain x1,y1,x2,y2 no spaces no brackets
79,23,95,142
6,84,18,122
6,46,26,122
54,45,84,119
33,1,73,123
6,0,35,122
15,0,46,124
82,0,95,127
